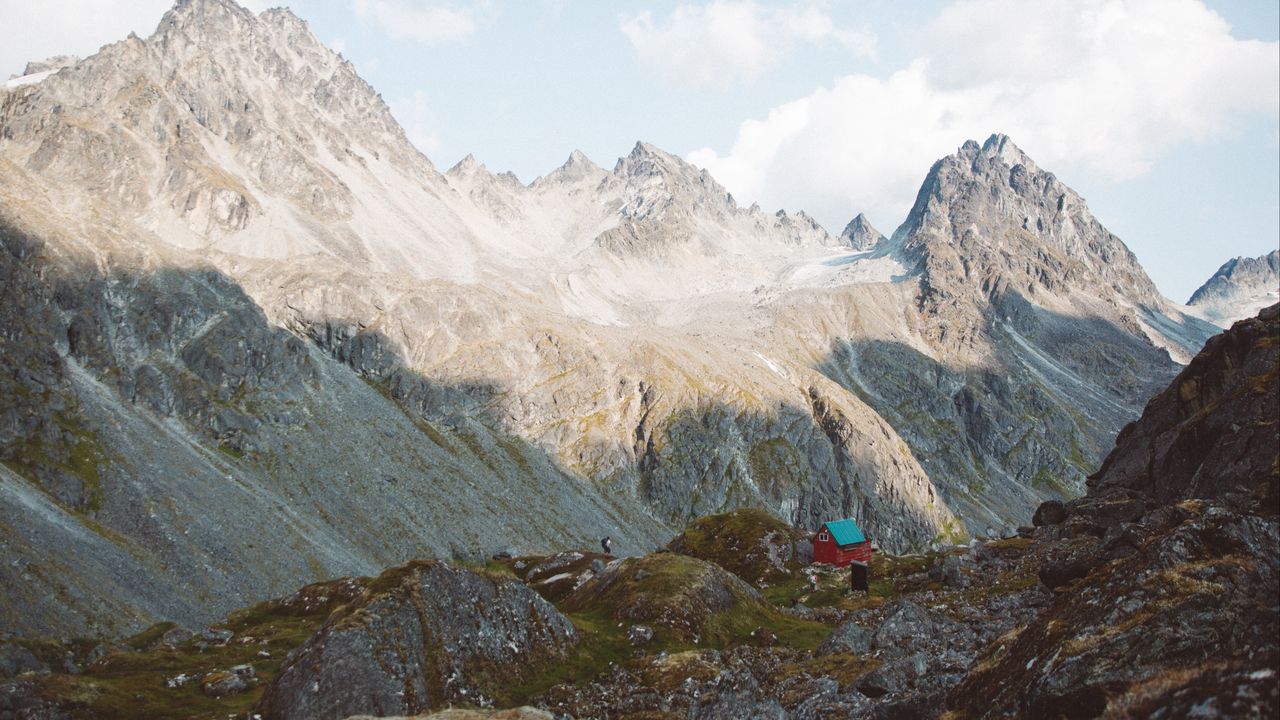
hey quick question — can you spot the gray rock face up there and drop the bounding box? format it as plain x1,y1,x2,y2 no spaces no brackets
0,643,45,678
1089,304,1280,506
821,135,1218,534
256,560,578,720
1188,250,1280,327
951,501,1279,718
838,212,884,250
815,620,870,656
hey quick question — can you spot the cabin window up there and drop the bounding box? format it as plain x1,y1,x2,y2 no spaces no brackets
819,532,829,542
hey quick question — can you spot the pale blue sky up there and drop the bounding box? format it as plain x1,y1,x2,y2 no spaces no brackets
2,0,1277,302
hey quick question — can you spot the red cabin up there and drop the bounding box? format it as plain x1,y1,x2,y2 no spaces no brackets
812,518,872,567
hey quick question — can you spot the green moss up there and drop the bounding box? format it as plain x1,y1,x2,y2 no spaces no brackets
2,409,109,514
31,577,365,719
747,437,805,491
123,621,178,651
932,517,968,546
668,507,806,585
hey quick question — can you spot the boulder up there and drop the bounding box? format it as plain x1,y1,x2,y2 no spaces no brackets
816,620,871,656
200,670,247,696
666,508,808,585
256,560,578,720
1037,536,1103,589
1032,500,1067,527
0,643,45,678
559,553,777,643
627,625,654,646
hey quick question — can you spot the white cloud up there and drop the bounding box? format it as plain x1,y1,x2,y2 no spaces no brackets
352,0,485,45
620,1,876,90
0,0,171,78
688,0,1280,232
389,89,443,156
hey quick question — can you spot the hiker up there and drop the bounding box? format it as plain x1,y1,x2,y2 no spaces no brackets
601,536,612,555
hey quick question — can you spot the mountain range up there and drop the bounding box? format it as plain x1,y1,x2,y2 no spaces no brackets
0,0,1228,638
1187,249,1280,327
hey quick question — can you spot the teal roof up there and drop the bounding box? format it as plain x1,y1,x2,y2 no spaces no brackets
823,519,866,547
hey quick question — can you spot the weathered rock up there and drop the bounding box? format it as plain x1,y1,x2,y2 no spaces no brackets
1088,304,1280,507
256,560,578,720
816,620,870,656
667,508,809,585
0,643,45,678
560,553,774,643
627,625,654,646
1037,536,1103,589
951,503,1279,718
200,670,247,696
1032,500,1067,527
928,554,967,588
160,626,194,647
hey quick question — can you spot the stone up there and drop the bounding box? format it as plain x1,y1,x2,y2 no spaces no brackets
201,670,248,696
815,620,871,656
0,644,45,679
256,560,578,720
160,626,194,647
627,625,654,646
1032,500,1067,527
201,628,233,645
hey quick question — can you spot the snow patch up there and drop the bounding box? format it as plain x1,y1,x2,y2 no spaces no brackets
3,69,56,90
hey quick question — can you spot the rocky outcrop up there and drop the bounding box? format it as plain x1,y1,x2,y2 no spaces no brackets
1188,250,1280,327
667,508,812,585
560,553,778,643
948,499,1278,718
256,560,578,720
1088,304,1279,506
945,307,1280,719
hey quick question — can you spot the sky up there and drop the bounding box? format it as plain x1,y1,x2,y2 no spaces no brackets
1,0,1277,302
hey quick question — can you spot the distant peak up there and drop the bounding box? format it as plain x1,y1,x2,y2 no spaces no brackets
533,149,605,188
448,154,482,175
627,140,678,162
839,212,884,250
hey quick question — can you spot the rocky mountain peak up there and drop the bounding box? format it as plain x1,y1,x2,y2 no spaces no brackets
16,56,78,78
839,212,884,250
897,134,1168,314
771,208,832,247
448,153,484,176
980,132,1039,172
1187,249,1280,327
155,0,258,44
532,149,605,188
609,140,736,221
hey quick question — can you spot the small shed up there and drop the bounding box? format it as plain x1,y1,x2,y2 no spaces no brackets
812,519,872,567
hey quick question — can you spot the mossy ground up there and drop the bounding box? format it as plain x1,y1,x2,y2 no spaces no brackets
667,507,807,585
19,578,364,720
17,521,1045,717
